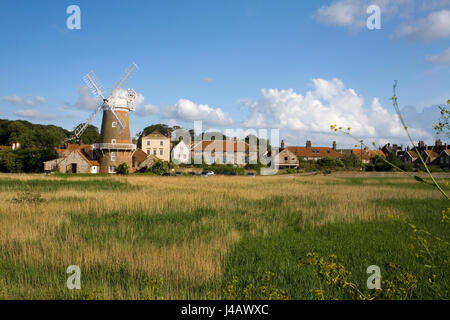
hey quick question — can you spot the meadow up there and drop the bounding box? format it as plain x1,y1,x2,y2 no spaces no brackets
0,173,448,299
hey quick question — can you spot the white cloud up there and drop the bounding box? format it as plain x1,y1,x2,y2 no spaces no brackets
427,47,450,65
394,9,450,41
2,95,47,106
164,98,233,126
314,0,450,34
14,109,58,120
73,86,102,110
204,77,214,83
242,78,434,146
136,104,159,116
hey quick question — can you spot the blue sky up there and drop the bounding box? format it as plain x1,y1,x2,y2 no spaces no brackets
0,0,449,148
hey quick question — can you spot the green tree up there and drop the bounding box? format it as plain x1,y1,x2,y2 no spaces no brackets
116,163,130,175
341,154,363,169
78,124,100,144
147,160,169,175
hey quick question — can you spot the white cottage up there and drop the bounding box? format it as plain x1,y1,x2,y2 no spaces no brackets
171,139,191,164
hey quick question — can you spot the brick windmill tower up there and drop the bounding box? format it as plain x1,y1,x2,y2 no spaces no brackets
67,63,139,173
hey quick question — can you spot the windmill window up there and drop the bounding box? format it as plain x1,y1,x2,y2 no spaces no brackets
111,152,117,161
111,139,116,144
109,166,116,173
112,122,117,128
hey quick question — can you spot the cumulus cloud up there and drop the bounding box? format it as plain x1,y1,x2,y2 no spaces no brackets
314,0,450,34
427,47,450,65
14,109,58,120
164,99,233,126
242,78,434,145
394,9,450,41
2,95,47,106
136,104,159,116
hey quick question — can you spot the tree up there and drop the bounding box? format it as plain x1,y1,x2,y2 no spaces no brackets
147,160,169,175
116,163,130,175
341,154,362,169
78,124,100,144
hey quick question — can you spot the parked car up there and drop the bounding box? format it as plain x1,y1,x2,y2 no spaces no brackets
189,172,197,176
175,172,182,176
247,172,256,176
162,172,171,176
201,170,214,176
223,170,237,176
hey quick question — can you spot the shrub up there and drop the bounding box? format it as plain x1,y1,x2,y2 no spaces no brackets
147,160,170,175
116,163,130,175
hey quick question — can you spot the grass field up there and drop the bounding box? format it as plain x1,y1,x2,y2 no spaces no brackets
0,173,448,299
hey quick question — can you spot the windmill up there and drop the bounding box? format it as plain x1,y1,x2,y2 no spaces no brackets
68,63,139,173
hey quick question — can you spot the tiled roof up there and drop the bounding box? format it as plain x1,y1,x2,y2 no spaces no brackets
193,140,249,152
351,149,385,161
286,146,342,158
143,130,168,138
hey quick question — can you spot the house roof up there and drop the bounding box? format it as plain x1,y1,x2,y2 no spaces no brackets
192,140,249,152
286,146,342,158
422,150,439,160
405,150,419,159
351,149,385,161
143,130,168,139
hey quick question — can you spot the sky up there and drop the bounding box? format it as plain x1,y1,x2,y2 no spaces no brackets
0,0,449,148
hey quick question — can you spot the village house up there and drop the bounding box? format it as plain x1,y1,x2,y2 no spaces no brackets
44,144,99,174
286,140,342,161
171,137,191,164
351,148,385,164
141,130,171,162
271,141,299,168
437,149,450,168
192,138,249,167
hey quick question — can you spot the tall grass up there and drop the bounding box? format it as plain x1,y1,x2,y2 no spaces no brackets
0,173,447,299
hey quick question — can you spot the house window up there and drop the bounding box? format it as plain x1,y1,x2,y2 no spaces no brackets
160,149,163,156
160,141,163,146
147,141,150,146
109,166,116,173
153,150,157,156
112,122,117,128
147,150,150,155
111,152,116,161
111,139,116,144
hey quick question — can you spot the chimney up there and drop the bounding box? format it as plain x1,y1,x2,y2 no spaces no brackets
179,136,183,141
281,140,285,149
435,139,442,147
418,141,425,148
132,137,137,144
306,140,312,148
167,129,171,139
407,146,410,151
233,137,237,142
332,141,336,150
